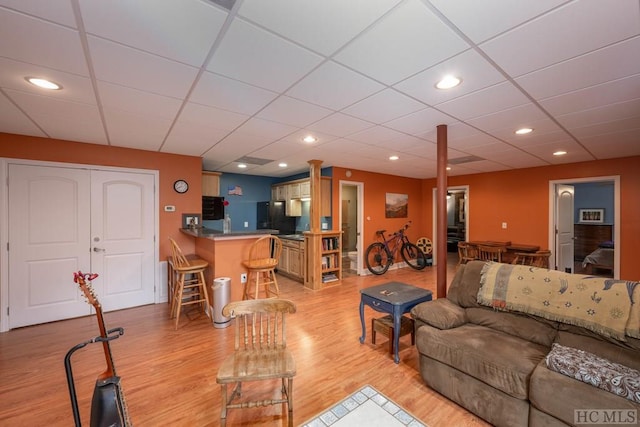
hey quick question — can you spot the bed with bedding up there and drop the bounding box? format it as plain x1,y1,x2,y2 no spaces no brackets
582,241,614,274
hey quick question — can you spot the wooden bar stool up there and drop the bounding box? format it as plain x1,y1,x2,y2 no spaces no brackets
168,237,210,329
242,235,282,299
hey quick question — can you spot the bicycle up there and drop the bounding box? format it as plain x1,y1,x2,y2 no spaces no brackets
365,221,427,275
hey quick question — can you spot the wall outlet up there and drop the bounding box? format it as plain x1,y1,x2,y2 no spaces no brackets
502,222,507,229
244,221,249,228
240,273,247,283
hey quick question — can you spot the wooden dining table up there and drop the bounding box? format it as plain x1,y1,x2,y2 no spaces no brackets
468,241,540,264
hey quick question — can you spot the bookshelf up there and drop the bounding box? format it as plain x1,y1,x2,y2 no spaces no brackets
304,231,342,290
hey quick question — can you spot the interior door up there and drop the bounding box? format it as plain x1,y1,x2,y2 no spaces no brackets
556,184,575,273
90,170,155,312
8,164,156,328
8,164,91,328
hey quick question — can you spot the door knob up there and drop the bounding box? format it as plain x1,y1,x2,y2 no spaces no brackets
93,247,105,252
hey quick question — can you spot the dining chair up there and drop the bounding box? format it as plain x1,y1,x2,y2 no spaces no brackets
216,299,297,426
512,250,551,268
476,245,507,263
457,242,477,265
168,237,210,329
242,235,283,299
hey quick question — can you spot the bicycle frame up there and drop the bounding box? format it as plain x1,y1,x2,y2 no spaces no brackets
365,221,426,275
376,228,408,261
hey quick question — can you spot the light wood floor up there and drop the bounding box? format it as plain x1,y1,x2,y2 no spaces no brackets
0,254,490,426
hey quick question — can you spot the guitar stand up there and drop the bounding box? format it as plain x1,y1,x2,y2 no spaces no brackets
64,327,125,427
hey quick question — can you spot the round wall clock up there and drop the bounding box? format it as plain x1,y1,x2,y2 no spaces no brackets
173,179,189,194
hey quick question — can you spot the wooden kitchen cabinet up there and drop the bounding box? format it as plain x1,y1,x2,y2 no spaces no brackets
278,238,304,282
202,171,221,196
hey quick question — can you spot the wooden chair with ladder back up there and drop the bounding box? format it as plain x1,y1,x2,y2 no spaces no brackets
457,242,477,265
242,235,283,299
168,237,210,329
512,250,552,268
216,299,297,426
476,244,507,263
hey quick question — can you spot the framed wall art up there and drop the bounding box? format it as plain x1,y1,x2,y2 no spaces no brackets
385,193,408,218
579,209,604,224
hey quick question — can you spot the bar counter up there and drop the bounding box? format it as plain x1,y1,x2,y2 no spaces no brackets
179,227,279,302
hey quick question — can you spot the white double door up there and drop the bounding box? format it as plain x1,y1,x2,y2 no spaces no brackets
8,164,156,329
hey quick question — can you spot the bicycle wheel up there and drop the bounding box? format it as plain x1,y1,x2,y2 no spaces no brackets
365,242,391,275
401,242,427,270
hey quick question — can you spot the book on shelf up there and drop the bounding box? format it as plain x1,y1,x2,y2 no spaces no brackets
322,273,339,283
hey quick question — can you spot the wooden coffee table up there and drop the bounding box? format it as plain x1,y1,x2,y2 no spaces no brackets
359,282,433,363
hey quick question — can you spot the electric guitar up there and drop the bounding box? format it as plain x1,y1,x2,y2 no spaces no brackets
74,271,132,427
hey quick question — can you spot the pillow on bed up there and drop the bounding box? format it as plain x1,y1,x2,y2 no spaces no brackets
599,240,615,249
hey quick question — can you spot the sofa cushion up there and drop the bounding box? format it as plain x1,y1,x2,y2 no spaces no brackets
415,322,548,399
466,307,558,347
447,260,486,308
411,298,467,330
556,330,640,371
530,360,640,426
545,343,640,403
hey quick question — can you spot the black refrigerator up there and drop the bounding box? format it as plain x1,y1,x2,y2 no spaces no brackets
256,201,296,234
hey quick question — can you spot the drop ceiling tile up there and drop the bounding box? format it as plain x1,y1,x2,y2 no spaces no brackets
347,125,406,145
190,72,278,116
462,142,520,157
202,132,270,163
307,112,374,137
384,107,455,136
342,89,425,124
417,121,480,143
248,139,307,160
280,129,337,146
238,0,401,56
569,116,640,139
427,0,568,43
79,0,227,67
89,36,199,99
556,99,640,130
516,36,640,100
506,129,571,149
103,107,172,151
540,74,640,116
162,122,229,156
580,130,640,158
366,133,426,151
334,0,469,85
522,139,593,163
256,96,332,128
481,1,640,76
207,18,323,92
394,49,506,105
177,102,249,131
235,117,298,141
98,81,183,120
0,58,96,105
0,8,88,75
466,103,548,134
286,61,384,110
0,91,47,137
0,1,76,27
483,150,548,169
437,81,530,120
5,89,106,144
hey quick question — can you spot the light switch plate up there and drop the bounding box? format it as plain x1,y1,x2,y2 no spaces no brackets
164,205,175,212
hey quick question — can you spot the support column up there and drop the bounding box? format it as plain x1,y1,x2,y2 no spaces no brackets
308,159,323,233
436,125,448,298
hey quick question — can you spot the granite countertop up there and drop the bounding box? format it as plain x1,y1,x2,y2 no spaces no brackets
180,227,279,239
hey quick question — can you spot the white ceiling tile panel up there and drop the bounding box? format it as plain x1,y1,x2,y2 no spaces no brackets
79,0,227,67
307,113,375,137
5,89,106,144
342,89,426,124
190,72,278,116
256,96,333,128
286,61,385,110
347,125,408,145
466,103,549,134
334,0,469,85
207,18,324,92
481,0,640,77
235,117,298,141
162,122,230,156
569,116,640,139
555,99,640,130
437,82,530,120
177,102,249,132
580,130,640,158
394,49,506,105
427,0,569,44
97,81,183,120
237,0,402,56
0,8,88,75
103,107,172,151
0,0,76,27
88,36,199,99
0,92,48,137
384,107,456,136
516,36,640,100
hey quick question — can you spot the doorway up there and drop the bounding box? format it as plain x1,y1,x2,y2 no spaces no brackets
339,181,363,276
2,161,158,330
549,176,619,278
431,186,469,266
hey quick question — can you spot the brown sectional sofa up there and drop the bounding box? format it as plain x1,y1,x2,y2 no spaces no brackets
411,261,640,427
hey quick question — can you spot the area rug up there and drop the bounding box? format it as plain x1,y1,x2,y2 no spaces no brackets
300,385,426,427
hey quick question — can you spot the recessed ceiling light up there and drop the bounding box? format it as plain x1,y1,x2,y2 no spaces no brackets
302,135,317,143
26,77,61,90
389,155,399,161
237,163,247,169
278,162,287,168
446,166,452,171
553,150,567,156
435,75,461,90
515,127,533,135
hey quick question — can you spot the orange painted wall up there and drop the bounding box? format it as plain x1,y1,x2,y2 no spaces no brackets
331,167,426,261
420,156,640,279
0,133,202,260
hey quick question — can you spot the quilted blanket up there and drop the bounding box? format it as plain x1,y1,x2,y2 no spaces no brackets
478,263,639,341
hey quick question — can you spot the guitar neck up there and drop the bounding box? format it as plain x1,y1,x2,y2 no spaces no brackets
95,306,118,379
